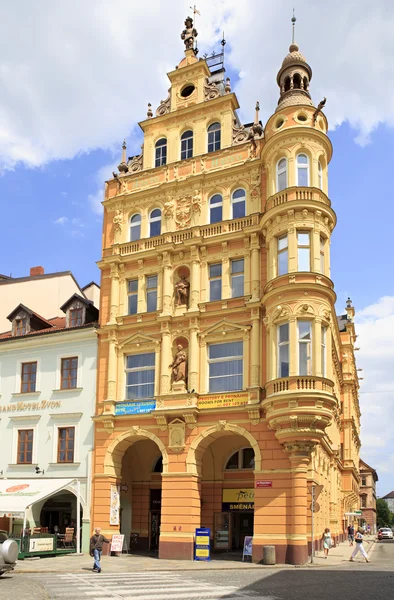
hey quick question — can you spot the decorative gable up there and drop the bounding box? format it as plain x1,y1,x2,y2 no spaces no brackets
119,332,160,351
199,318,251,342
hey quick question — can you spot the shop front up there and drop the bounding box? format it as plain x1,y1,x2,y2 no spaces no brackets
214,488,254,552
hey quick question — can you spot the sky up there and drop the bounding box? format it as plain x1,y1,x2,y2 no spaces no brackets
0,1,393,496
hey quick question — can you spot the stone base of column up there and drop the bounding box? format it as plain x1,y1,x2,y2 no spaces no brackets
159,534,194,560
252,540,308,565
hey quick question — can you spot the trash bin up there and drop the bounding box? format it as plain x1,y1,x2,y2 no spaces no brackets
263,545,276,565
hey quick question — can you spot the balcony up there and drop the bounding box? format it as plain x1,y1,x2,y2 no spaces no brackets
265,376,335,398
266,186,331,211
111,214,260,258
263,272,335,294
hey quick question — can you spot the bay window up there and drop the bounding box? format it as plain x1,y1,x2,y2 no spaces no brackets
298,321,312,376
297,231,311,271
277,323,289,377
321,325,327,377
277,234,288,276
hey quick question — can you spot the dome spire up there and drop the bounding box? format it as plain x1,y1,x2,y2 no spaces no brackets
291,8,296,44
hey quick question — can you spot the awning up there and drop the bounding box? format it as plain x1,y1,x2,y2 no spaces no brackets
0,478,76,517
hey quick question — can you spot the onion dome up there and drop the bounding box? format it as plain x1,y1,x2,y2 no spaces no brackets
276,41,314,111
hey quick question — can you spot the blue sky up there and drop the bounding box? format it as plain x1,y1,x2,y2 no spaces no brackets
0,1,393,496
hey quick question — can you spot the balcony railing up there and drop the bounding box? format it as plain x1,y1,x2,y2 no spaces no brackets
266,376,335,397
266,186,331,211
116,214,260,257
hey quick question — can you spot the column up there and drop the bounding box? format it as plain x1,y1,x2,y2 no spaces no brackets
289,316,297,376
107,333,117,401
288,227,297,273
312,227,321,273
160,323,171,394
250,311,260,387
314,317,322,377
268,236,276,281
189,259,200,311
109,263,119,324
222,257,230,299
250,243,260,300
161,264,172,315
188,323,199,392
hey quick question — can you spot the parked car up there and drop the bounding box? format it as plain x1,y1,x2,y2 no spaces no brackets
378,527,394,540
0,530,18,576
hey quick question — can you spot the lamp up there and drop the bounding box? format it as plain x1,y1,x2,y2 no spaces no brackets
35,466,44,475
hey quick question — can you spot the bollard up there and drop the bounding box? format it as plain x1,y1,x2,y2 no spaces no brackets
263,545,276,565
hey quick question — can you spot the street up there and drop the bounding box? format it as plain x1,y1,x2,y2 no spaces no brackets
0,541,393,600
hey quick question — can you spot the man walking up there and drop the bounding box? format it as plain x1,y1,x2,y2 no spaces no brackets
349,527,369,563
90,527,110,573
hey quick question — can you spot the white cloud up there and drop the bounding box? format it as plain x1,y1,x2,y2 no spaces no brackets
54,216,68,225
356,296,394,494
0,0,393,172
88,160,119,214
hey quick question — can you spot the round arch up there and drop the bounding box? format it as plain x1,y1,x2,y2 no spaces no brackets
104,428,169,478
186,422,262,476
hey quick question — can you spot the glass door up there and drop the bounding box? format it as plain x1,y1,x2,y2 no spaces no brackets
214,512,232,550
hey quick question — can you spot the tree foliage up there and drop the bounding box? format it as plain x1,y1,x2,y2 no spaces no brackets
376,498,393,528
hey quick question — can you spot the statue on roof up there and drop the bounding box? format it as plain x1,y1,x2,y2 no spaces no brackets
181,16,198,50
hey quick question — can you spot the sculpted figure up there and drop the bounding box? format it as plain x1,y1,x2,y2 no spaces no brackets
113,210,122,232
181,16,197,50
169,344,187,383
175,275,190,306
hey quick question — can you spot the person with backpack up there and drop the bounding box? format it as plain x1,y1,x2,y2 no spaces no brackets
349,527,369,562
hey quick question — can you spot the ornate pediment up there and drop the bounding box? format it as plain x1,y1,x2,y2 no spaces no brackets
119,332,160,350
199,318,251,340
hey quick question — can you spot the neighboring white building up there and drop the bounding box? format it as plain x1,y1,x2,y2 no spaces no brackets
0,266,99,332
382,491,394,513
0,292,99,552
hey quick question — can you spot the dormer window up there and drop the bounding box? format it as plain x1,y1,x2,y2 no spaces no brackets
69,308,83,327
15,318,27,336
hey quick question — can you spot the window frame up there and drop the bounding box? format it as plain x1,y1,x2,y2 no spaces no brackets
277,323,290,378
298,320,312,376
296,153,310,187
276,157,288,192
207,122,221,153
155,138,167,167
69,308,83,327
231,258,244,298
321,325,327,377
231,188,246,219
209,194,223,224
149,209,162,237
225,447,255,470
125,352,155,401
130,213,142,242
209,263,222,301
208,341,243,393
297,230,311,271
146,274,158,312
15,318,27,336
57,426,75,463
21,361,37,393
127,279,138,315
17,429,34,464
180,129,193,160
277,234,289,276
60,357,78,390
320,235,325,274
318,160,323,190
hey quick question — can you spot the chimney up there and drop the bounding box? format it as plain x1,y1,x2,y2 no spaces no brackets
30,266,45,277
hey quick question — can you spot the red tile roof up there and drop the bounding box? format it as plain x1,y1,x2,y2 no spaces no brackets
0,317,97,340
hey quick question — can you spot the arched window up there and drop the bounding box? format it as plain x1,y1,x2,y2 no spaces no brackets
296,154,309,186
303,77,309,91
318,161,323,190
277,158,287,192
155,138,167,167
225,448,255,470
207,122,221,153
293,73,301,89
231,189,246,219
209,194,222,223
180,130,193,160
153,456,163,473
130,214,141,241
149,208,161,237
284,77,291,92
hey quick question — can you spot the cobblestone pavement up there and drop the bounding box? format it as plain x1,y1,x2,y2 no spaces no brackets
0,572,49,600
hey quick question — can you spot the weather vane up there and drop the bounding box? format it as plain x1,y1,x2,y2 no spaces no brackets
291,8,296,43
190,5,200,24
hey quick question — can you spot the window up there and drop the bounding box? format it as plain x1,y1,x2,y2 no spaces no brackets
149,209,161,237
360,495,367,509
130,214,141,242
278,323,289,377
231,189,246,219
207,122,221,153
208,341,243,392
125,353,155,400
21,362,37,393
61,357,78,390
277,158,287,192
361,477,367,486
321,326,327,377
320,236,325,274
298,321,312,376
277,234,288,276
17,429,33,464
57,427,75,463
15,318,27,336
209,263,222,301
146,275,158,312
225,448,255,470
155,138,167,167
297,231,311,271
180,130,193,160
209,194,222,223
128,279,138,315
231,259,244,297
70,308,83,327
296,154,309,186
318,161,323,190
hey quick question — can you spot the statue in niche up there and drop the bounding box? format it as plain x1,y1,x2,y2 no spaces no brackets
113,210,122,233
169,344,188,384
175,275,190,306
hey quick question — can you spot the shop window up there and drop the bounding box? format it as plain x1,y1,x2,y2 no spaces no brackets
130,214,141,242
231,189,246,219
61,357,78,390
209,263,222,301
128,279,138,315
296,154,309,186
297,231,311,271
57,427,75,463
180,130,193,160
209,194,223,223
146,275,158,312
298,321,312,376
277,158,287,192
17,429,33,464
208,341,243,392
21,361,37,393
149,209,161,237
277,323,289,377
231,259,244,297
277,234,288,276
207,122,221,153
225,448,255,470
125,353,155,400
155,138,167,167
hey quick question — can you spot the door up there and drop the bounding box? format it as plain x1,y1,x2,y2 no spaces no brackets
149,511,160,551
214,512,232,550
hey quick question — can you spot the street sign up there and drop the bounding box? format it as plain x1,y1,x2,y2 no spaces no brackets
256,480,272,488
310,501,320,513
308,484,324,499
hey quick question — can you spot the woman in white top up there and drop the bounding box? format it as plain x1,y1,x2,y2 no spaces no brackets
349,528,369,562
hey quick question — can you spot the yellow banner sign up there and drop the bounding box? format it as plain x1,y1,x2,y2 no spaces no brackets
222,489,255,503
198,392,248,410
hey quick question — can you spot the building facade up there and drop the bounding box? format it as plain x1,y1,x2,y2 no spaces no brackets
359,459,378,533
92,18,362,564
381,491,394,514
0,291,99,552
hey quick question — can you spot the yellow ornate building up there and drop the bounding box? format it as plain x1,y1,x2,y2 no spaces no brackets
92,17,362,564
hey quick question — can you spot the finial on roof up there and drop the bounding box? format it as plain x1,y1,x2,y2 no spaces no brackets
225,77,231,93
291,8,296,44
118,139,128,174
346,297,353,308
147,103,153,118
254,101,260,124
181,15,198,52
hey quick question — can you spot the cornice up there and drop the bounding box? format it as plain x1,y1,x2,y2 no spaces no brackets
261,124,333,163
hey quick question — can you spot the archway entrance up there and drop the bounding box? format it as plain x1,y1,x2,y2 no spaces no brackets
40,490,82,535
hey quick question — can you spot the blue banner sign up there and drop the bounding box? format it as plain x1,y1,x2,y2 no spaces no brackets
115,401,156,415
194,527,211,561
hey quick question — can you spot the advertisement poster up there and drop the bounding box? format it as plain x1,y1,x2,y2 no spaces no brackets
242,536,253,561
222,488,254,511
110,485,120,526
110,534,124,553
198,392,248,410
194,527,211,561
29,537,54,552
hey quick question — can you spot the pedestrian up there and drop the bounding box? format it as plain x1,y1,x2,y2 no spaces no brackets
321,528,332,558
347,523,355,546
366,524,371,536
90,527,110,573
349,527,369,563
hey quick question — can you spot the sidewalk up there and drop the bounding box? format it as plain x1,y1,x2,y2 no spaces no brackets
13,538,376,575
